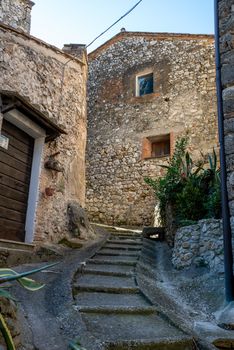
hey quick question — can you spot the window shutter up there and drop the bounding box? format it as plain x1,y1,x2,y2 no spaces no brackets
170,132,175,156
142,138,152,159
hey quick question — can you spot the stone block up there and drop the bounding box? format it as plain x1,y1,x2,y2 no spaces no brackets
223,87,234,118
67,201,95,240
221,63,234,88
220,32,234,54
225,134,234,155
226,153,234,172
229,200,234,216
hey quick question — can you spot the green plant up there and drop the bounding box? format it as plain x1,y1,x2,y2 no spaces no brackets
145,138,221,227
0,262,59,350
145,137,190,224
69,340,87,350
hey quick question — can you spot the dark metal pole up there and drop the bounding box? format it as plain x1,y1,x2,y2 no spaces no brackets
214,0,234,302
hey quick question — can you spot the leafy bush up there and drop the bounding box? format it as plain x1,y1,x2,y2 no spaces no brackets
145,138,221,227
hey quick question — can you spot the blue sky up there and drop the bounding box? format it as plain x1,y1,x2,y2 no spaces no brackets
31,0,214,52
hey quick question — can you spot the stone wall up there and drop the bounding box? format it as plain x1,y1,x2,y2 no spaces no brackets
219,0,234,238
0,24,88,243
172,219,224,273
0,0,34,33
87,31,218,226
172,218,234,272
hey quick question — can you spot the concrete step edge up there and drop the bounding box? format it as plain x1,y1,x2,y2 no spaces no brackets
82,269,135,277
109,237,142,241
0,239,35,251
108,242,142,246
103,245,142,251
75,305,156,315
0,247,33,253
88,259,137,266
96,252,139,257
73,285,140,294
104,337,194,350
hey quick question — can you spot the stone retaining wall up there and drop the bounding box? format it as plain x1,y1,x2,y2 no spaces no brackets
172,219,234,273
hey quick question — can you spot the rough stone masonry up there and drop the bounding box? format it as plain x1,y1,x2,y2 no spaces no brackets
87,31,218,227
0,0,89,243
0,0,34,33
219,0,234,238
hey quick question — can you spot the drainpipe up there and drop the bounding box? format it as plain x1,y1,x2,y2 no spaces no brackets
214,0,234,302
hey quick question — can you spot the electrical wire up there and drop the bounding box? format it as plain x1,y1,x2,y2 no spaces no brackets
86,0,143,48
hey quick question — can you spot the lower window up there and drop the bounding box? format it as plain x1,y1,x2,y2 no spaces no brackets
142,134,171,159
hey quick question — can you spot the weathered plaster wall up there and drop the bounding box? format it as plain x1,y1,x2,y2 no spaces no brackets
87,32,218,226
0,24,87,242
0,0,33,33
219,0,234,238
172,218,234,273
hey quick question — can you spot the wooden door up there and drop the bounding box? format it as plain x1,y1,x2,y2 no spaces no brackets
0,119,34,242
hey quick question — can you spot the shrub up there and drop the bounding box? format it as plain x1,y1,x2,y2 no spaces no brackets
145,138,221,227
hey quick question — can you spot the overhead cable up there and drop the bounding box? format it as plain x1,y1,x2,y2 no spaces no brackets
86,0,143,48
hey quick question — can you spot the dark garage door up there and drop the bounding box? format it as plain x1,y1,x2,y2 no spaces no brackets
0,119,34,242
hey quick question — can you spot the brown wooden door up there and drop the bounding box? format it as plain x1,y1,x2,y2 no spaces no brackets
0,119,34,242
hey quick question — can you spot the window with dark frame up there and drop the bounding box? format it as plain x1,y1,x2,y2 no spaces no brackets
137,73,153,96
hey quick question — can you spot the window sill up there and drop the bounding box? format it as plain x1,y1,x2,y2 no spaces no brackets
143,155,170,160
129,92,161,103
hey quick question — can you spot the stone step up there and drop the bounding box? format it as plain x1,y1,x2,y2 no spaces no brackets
73,285,140,294
77,305,156,315
75,274,136,289
84,263,134,275
109,235,142,241
0,247,35,267
0,239,35,251
102,244,142,251
88,259,137,267
104,338,194,350
107,239,142,246
92,255,138,263
81,313,188,343
83,268,134,277
97,250,139,257
109,232,142,238
74,292,152,308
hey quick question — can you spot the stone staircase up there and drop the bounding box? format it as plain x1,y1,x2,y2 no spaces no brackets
73,232,194,350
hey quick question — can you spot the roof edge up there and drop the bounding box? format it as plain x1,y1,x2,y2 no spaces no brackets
0,22,85,66
89,31,214,60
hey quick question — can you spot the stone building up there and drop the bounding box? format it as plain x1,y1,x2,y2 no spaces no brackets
219,0,234,231
0,0,88,243
86,31,218,227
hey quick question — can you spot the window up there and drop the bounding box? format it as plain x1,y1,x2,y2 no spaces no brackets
142,134,172,159
151,139,170,158
136,73,153,96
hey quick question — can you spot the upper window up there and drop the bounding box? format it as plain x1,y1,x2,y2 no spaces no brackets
137,73,154,96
